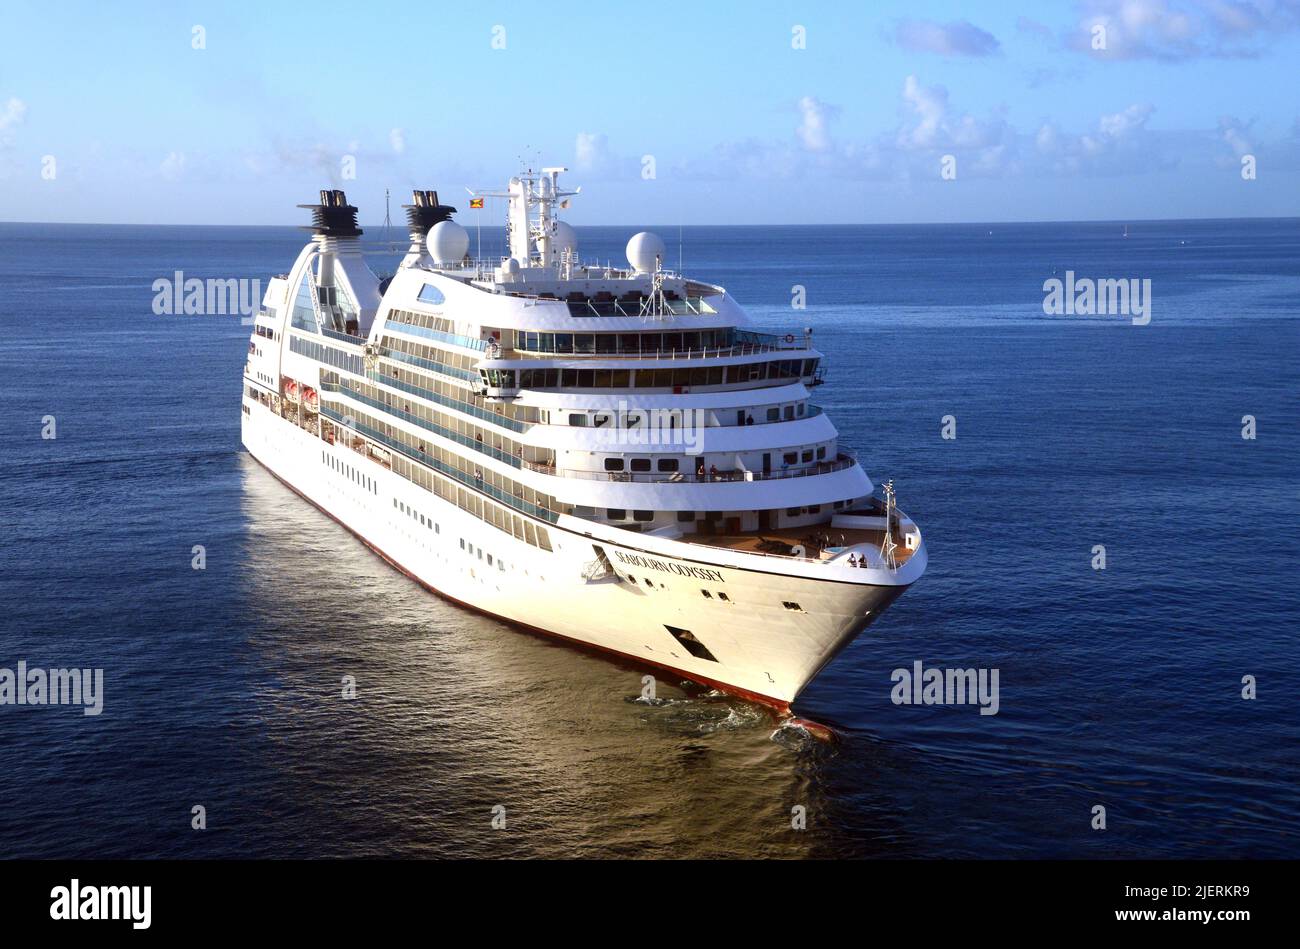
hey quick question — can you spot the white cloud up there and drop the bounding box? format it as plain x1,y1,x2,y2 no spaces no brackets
0,97,26,132
796,96,838,152
575,131,611,171
895,18,1001,56
897,76,948,149
1034,103,1170,175
896,76,1006,153
0,97,26,148
160,151,186,180
1218,116,1253,157
1067,0,1300,60
389,128,406,154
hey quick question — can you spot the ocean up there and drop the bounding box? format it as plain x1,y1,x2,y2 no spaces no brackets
0,218,1296,858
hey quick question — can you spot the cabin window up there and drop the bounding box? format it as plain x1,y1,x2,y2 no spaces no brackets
633,510,653,522
677,510,695,522
783,602,803,612
767,407,780,421
630,458,651,472
783,452,797,465
604,458,625,471
607,509,626,521
568,413,587,427
657,458,678,472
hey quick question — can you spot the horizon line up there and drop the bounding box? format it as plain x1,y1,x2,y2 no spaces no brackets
2,214,1297,230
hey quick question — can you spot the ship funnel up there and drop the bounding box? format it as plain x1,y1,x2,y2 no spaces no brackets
403,190,458,237
400,190,459,268
297,190,362,238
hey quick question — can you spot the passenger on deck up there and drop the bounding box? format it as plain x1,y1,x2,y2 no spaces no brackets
697,463,706,481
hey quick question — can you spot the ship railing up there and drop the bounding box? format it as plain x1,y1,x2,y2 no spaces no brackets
564,296,715,318
374,345,480,384
321,384,525,466
320,404,559,523
382,321,488,351
321,327,367,346
362,371,528,432
522,451,856,484
498,340,810,361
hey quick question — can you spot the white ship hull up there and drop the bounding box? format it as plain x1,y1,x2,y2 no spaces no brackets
242,401,924,709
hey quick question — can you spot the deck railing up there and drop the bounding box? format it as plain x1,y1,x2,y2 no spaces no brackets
320,404,558,523
321,384,524,467
521,451,856,484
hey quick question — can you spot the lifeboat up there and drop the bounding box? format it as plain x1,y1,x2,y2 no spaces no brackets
284,379,299,403
303,386,319,411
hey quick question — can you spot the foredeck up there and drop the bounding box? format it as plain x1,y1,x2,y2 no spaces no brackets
683,522,919,566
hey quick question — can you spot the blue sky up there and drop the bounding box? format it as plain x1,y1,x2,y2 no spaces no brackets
1,0,1298,224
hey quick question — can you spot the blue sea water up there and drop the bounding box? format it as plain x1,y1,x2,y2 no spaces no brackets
0,218,1296,859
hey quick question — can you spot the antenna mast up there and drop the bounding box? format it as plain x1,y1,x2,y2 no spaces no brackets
879,480,899,570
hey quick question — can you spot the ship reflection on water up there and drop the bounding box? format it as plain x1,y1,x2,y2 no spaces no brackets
235,454,853,858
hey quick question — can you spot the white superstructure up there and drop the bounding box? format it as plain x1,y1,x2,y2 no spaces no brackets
241,173,926,711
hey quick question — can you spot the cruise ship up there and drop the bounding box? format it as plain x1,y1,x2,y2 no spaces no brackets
241,169,926,712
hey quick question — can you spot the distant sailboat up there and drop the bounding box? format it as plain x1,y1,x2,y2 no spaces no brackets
1122,224,1129,239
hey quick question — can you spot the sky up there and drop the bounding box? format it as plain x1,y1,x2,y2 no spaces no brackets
1,0,1298,225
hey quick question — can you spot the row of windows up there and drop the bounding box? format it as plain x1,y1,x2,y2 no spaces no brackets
514,358,817,391
387,307,457,335
515,328,736,355
384,308,485,350
379,333,480,378
395,497,440,534
459,537,509,572
787,499,854,516
596,445,827,474
604,457,679,473
253,325,278,340
290,334,365,375
322,450,379,495
560,401,807,429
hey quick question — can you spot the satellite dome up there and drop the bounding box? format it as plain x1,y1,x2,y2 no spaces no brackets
553,221,578,256
426,220,469,265
502,257,521,275
626,231,666,273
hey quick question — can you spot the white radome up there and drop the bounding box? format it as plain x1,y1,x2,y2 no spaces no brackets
626,231,665,273
427,220,470,265
554,221,578,256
